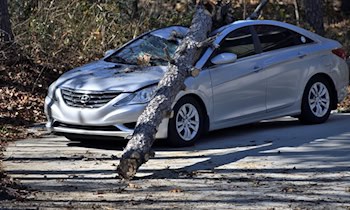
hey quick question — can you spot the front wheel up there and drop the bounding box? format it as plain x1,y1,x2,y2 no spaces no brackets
299,77,333,124
168,97,205,147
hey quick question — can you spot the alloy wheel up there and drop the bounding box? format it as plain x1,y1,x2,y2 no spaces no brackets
175,103,200,141
308,82,330,117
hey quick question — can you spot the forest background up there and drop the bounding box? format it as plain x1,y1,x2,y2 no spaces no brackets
0,0,349,140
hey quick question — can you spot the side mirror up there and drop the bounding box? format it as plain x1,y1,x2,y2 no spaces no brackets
211,53,237,65
104,49,116,57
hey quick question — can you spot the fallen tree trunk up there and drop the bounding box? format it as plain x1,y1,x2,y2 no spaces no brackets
117,1,231,180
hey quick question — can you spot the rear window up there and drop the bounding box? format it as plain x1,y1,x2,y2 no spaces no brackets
254,25,314,53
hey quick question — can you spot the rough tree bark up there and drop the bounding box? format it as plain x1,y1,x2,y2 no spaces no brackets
0,0,13,42
302,0,324,35
293,0,300,26
333,0,350,15
117,0,232,180
341,0,350,14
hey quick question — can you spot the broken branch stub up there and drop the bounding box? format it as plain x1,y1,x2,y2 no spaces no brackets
247,0,269,20
117,1,230,180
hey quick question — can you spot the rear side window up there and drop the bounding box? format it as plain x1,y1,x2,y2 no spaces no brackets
215,26,256,59
254,25,314,53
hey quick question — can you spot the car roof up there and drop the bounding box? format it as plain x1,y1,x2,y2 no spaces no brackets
211,20,324,42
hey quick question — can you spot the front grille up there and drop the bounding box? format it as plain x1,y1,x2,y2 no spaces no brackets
61,88,120,108
53,121,121,131
124,122,137,129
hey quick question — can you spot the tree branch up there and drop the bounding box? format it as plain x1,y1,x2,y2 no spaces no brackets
116,0,232,180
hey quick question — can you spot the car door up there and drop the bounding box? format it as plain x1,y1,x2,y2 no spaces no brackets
207,26,267,129
253,24,316,112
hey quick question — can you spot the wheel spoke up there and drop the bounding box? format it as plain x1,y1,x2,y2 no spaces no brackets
310,101,316,109
189,119,198,126
320,98,328,103
182,127,187,138
187,108,195,118
188,122,197,130
176,122,184,131
319,86,327,96
316,103,323,116
309,98,316,104
315,83,320,91
310,87,317,97
184,126,191,139
179,108,186,119
319,100,327,107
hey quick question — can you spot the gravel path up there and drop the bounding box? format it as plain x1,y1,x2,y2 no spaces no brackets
1,114,350,209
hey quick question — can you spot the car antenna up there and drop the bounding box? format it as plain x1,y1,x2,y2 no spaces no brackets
247,0,269,20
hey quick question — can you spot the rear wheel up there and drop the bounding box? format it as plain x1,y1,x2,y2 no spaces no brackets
299,76,333,124
168,97,205,147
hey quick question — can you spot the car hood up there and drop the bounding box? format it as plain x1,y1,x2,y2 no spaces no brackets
56,60,167,92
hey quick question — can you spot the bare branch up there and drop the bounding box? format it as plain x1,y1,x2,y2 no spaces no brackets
196,34,220,49
247,0,269,20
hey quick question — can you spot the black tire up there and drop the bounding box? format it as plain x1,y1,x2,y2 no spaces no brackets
167,96,206,147
64,134,86,142
299,76,333,124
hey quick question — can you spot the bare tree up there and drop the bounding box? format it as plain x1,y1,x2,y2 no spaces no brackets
293,0,300,26
0,0,13,42
302,0,324,35
117,0,233,180
341,0,350,14
333,0,350,15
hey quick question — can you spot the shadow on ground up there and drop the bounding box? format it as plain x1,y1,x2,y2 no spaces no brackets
2,114,350,209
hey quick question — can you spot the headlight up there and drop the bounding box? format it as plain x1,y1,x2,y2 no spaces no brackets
114,85,157,106
47,81,57,100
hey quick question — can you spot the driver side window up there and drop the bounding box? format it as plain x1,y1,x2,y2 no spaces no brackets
215,26,256,59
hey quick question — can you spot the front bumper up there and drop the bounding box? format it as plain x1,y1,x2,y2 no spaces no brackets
47,119,169,139
44,92,169,139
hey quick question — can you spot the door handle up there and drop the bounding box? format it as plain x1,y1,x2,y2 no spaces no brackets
298,52,307,59
253,66,263,73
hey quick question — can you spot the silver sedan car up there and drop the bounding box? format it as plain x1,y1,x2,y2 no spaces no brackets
45,20,349,147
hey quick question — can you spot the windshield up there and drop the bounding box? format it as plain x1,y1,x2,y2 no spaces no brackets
105,34,179,66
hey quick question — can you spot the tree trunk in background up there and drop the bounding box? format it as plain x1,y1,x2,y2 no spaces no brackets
332,0,350,14
117,1,232,180
342,0,350,14
124,0,139,19
293,0,300,26
303,0,324,35
0,0,13,42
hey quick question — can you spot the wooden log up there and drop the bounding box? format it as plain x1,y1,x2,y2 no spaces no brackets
116,0,272,180
117,1,222,180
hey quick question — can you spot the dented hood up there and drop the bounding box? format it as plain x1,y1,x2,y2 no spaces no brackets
56,60,166,92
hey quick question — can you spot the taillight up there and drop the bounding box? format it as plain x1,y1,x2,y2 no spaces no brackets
332,48,347,60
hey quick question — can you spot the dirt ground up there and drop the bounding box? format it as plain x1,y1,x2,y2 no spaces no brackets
1,114,350,209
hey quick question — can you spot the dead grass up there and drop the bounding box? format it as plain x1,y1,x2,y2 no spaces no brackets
0,43,60,141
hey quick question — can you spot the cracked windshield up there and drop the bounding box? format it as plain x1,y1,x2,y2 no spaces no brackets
106,34,179,66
